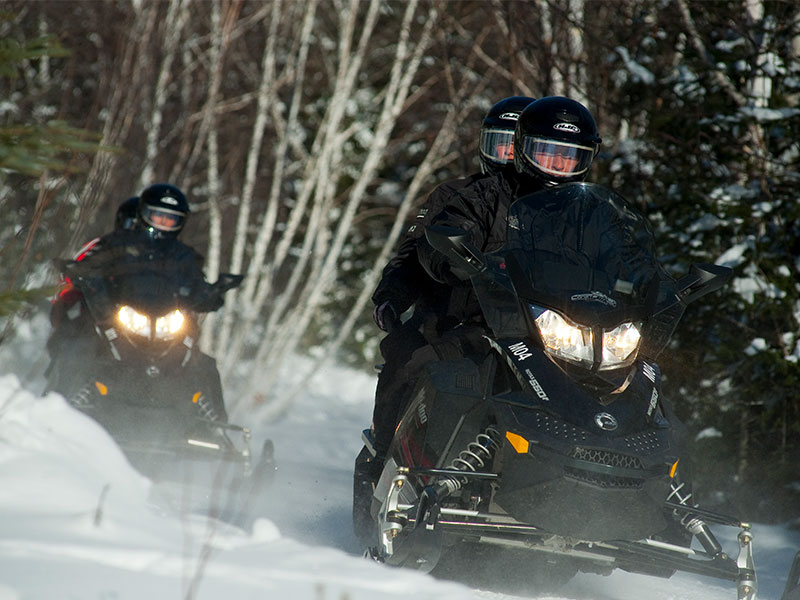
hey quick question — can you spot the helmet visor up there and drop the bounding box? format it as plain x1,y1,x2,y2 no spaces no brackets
141,206,185,232
522,137,595,178
480,128,515,164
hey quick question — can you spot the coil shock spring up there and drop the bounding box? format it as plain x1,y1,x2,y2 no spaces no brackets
196,394,220,422
667,477,723,556
667,480,696,528
69,384,94,408
439,426,502,496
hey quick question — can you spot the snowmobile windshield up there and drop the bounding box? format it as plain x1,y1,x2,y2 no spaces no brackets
501,183,661,329
66,234,207,317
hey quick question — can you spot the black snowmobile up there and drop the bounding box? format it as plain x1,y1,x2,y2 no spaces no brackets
45,239,275,490
353,183,763,599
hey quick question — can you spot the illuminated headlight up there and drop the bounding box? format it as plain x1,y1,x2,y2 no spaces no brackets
534,308,594,365
154,310,185,339
601,321,642,367
116,306,185,340
531,305,641,370
117,306,151,338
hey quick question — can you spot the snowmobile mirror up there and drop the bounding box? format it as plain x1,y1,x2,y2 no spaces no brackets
213,273,244,293
424,225,487,279
642,263,732,359
677,263,732,305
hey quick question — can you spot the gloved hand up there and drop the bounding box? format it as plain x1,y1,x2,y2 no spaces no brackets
373,300,400,332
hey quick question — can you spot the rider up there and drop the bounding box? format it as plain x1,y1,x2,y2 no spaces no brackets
353,98,534,531
76,184,222,311
49,196,144,344
371,96,535,339
47,183,230,422
372,96,602,467
115,196,140,231
369,97,534,432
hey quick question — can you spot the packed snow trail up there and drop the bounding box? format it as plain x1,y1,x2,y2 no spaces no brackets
0,342,797,599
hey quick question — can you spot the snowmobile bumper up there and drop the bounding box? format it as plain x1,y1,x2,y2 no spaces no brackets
374,463,758,599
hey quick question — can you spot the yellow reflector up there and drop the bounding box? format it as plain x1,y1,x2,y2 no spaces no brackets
192,392,202,404
506,431,530,454
670,460,679,478
95,382,108,396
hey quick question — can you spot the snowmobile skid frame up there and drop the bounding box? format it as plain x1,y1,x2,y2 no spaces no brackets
374,462,757,600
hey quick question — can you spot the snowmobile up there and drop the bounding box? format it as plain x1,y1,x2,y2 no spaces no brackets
45,245,275,491
353,183,762,599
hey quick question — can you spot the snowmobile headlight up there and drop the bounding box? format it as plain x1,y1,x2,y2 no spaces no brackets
533,307,594,366
531,305,642,370
154,309,185,340
117,305,151,338
601,321,642,369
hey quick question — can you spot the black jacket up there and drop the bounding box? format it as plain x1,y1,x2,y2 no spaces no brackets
416,170,544,325
372,173,486,336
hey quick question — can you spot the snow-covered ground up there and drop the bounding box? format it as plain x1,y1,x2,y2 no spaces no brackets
0,321,797,600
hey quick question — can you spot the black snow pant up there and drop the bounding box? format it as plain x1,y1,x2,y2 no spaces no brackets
370,320,428,458
370,322,489,459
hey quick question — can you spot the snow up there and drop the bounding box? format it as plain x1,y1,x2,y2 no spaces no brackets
614,47,656,85
688,213,725,234
732,264,786,304
0,334,799,600
739,107,800,122
696,427,723,441
745,337,768,356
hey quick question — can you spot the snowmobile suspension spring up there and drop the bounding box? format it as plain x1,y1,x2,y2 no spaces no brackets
196,394,220,422
69,384,94,408
667,480,723,557
667,481,698,528
440,426,501,496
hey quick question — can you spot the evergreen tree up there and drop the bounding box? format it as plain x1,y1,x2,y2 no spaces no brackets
600,1,800,521
0,14,102,333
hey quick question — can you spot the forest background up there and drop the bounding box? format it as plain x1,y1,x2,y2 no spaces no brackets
1,0,798,525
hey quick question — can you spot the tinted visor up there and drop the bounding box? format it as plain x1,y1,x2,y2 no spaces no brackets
479,128,515,164
522,137,595,178
141,206,185,232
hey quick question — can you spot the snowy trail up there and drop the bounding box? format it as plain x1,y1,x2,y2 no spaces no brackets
0,339,797,600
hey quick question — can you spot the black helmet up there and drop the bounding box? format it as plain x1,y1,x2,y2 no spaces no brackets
513,96,602,186
479,95,535,175
115,196,140,231
137,183,189,239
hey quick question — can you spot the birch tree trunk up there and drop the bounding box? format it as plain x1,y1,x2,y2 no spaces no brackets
138,0,190,189
230,1,443,412
199,0,237,352
566,0,587,105
67,3,159,252
218,0,381,376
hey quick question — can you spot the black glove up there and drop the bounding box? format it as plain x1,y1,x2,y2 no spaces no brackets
373,300,400,332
